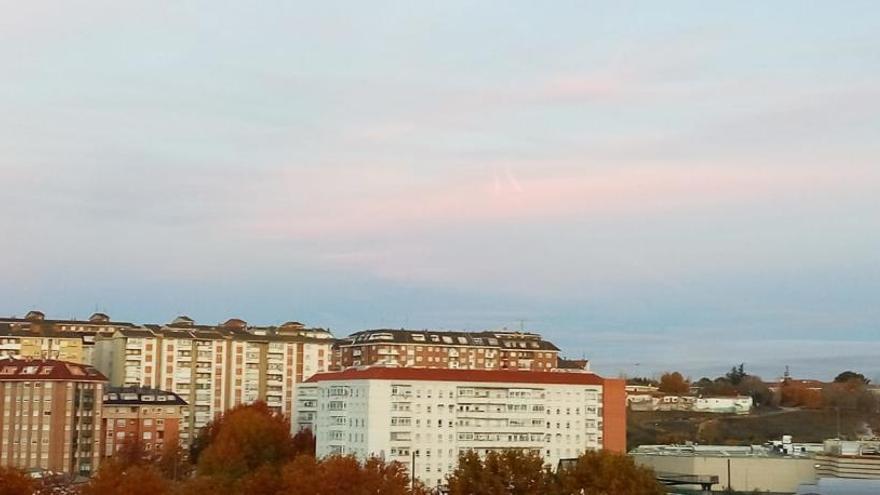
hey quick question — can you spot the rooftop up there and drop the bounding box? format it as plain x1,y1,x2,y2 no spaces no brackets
0,358,107,382
104,386,187,405
343,328,560,351
306,366,607,385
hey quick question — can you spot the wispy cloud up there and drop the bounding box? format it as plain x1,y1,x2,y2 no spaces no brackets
246,162,877,239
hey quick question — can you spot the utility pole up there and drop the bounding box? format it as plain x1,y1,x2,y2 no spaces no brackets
727,458,732,494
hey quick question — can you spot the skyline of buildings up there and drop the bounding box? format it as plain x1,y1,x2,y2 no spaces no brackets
0,308,630,486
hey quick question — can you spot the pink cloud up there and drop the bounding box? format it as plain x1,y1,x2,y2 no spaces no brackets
245,163,877,240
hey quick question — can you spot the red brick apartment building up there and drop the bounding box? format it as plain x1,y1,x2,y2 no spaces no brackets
0,358,106,476
101,387,187,458
333,329,560,371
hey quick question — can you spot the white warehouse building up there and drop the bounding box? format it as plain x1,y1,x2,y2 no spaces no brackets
297,367,626,488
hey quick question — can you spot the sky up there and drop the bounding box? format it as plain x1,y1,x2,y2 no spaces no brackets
1,1,879,381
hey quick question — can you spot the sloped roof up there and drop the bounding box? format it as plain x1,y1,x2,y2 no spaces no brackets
104,386,187,405
0,358,107,382
306,367,604,385
343,329,560,351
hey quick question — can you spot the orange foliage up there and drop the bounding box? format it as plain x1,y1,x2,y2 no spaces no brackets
658,372,690,395
781,381,824,408
278,454,421,495
555,450,665,495
196,401,297,480
0,467,34,495
81,463,171,495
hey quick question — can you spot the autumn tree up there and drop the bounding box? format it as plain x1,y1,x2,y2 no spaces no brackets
554,450,665,495
0,467,34,495
291,427,317,458
278,454,424,495
780,381,823,408
195,401,297,481
446,450,550,495
156,431,193,481
824,373,877,413
81,463,171,495
658,372,689,395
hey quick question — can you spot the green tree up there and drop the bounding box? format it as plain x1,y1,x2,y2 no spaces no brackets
835,371,870,385
726,364,747,386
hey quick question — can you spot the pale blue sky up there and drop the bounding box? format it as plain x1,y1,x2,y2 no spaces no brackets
2,1,879,380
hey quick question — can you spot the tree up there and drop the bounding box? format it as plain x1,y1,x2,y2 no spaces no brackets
726,364,747,386
705,377,737,397
361,457,416,495
658,372,690,395
196,401,297,481
279,454,322,495
175,476,228,495
0,467,34,495
823,377,878,413
446,450,549,495
81,463,171,495
279,454,423,495
554,450,665,495
835,371,870,385
780,381,823,408
291,428,317,458
735,375,774,407
156,431,193,481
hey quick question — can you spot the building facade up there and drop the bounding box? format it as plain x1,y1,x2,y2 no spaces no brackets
101,387,187,458
333,329,560,371
0,358,107,476
94,317,334,443
0,311,140,364
299,367,625,489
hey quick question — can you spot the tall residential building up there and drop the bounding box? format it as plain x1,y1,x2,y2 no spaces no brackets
298,367,626,489
0,358,107,476
0,311,139,364
101,387,187,458
333,330,560,371
94,316,334,443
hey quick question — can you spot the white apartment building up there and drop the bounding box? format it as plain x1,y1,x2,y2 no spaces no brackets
298,367,626,488
94,317,333,443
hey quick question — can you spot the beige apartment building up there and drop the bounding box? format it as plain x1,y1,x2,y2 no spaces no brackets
94,316,334,443
0,311,139,364
0,358,107,476
332,329,560,372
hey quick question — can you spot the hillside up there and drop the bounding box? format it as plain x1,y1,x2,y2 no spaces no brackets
628,408,876,450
